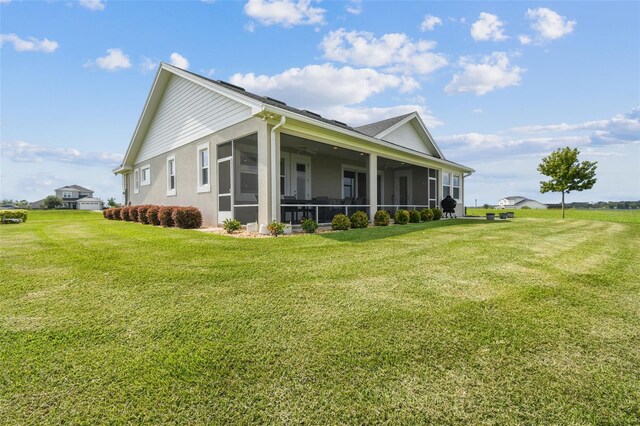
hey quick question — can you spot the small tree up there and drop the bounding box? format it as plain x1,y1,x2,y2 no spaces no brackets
538,147,597,218
107,197,120,208
43,195,63,209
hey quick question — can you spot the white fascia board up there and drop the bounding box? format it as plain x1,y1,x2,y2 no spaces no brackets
261,105,474,173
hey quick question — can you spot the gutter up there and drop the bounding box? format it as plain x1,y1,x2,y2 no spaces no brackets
270,116,286,221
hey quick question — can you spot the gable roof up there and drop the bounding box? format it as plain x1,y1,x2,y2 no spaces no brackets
55,184,93,192
115,63,472,173
354,113,413,138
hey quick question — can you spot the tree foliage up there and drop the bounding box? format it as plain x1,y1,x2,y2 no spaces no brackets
43,195,63,209
538,147,597,217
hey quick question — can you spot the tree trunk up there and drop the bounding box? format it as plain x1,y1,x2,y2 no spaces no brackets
561,191,565,219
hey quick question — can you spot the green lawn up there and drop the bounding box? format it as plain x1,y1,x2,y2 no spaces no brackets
467,207,640,223
1,210,639,424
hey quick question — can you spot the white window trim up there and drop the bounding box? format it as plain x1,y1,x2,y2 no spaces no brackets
134,168,140,194
141,164,151,186
197,142,211,193
166,155,176,196
452,174,461,201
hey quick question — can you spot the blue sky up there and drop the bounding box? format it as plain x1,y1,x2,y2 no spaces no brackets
1,0,639,205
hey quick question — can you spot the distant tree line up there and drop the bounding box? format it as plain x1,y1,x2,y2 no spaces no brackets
547,201,640,210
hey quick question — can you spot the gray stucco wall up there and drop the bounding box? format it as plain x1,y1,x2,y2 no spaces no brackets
127,117,267,226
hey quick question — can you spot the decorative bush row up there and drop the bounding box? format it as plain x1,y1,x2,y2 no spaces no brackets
103,205,202,229
0,209,28,224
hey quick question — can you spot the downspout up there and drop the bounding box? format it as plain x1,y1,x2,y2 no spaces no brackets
270,116,286,221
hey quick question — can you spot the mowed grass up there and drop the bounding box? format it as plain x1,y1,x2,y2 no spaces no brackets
1,210,639,424
468,207,640,223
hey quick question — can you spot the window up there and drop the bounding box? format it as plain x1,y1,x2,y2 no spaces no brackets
141,164,151,186
62,191,73,199
343,170,356,199
442,172,451,198
197,143,210,192
134,169,140,194
167,155,176,196
452,175,460,200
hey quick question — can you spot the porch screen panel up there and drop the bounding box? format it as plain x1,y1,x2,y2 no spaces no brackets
357,172,367,201
233,133,258,223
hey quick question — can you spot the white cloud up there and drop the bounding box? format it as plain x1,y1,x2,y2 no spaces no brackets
518,34,532,45
470,12,507,41
0,33,59,53
420,15,442,31
321,29,447,75
85,48,131,71
229,63,419,110
445,52,524,95
243,0,325,27
245,21,256,32
139,56,157,73
526,7,576,41
326,104,442,128
345,0,361,15
0,0,12,4
473,108,484,114
78,0,105,11
169,52,189,69
1,141,123,166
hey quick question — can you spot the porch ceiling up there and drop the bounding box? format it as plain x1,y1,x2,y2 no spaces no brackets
281,133,366,163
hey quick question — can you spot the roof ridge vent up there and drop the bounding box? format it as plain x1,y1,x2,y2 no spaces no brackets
331,119,348,127
302,109,322,118
265,96,287,106
217,80,246,91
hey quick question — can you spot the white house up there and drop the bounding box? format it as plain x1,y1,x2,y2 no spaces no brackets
55,185,95,209
497,196,548,209
114,63,474,227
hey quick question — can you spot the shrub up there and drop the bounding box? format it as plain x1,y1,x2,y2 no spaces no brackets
158,206,175,227
432,208,442,221
331,213,351,230
350,211,369,229
103,209,112,219
129,206,139,222
420,208,434,222
374,210,390,226
0,209,28,224
409,209,421,223
112,207,122,220
146,206,160,226
521,206,531,210
173,207,202,229
267,221,286,237
120,206,131,221
394,209,410,225
301,217,319,234
137,205,151,224
223,218,242,233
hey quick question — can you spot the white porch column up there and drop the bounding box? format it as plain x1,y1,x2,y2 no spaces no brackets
257,122,270,225
368,153,378,220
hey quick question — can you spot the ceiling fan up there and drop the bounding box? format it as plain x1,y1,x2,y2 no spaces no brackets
295,146,318,155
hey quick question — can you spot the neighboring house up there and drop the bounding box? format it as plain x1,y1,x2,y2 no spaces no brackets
497,196,548,210
55,185,96,209
77,197,104,210
114,63,474,226
29,199,46,209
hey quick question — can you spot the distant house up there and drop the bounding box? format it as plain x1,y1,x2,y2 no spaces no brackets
54,185,101,210
497,196,548,210
29,199,46,209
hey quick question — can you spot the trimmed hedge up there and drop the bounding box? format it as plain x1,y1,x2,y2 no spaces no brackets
374,210,390,226
104,205,202,229
301,218,318,234
394,209,410,225
409,209,421,223
147,206,160,226
0,209,28,224
350,211,369,229
158,206,175,227
432,208,442,221
420,208,433,222
172,207,202,229
331,213,351,230
120,206,131,221
137,205,151,224
129,206,139,222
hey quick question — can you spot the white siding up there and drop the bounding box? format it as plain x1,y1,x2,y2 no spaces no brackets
136,75,253,163
384,122,433,155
